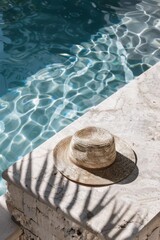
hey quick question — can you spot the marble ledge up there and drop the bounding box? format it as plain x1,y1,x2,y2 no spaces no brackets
3,62,160,240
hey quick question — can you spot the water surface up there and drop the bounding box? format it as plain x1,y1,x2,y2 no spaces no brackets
0,0,160,194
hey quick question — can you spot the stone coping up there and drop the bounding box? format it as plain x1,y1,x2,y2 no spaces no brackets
3,62,160,240
0,195,22,240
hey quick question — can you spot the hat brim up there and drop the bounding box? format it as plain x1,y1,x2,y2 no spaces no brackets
53,135,137,186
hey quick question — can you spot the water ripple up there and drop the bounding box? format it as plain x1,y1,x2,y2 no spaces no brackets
0,0,160,194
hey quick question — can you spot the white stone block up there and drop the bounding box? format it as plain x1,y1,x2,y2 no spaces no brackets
148,227,160,240
8,184,23,212
23,191,37,222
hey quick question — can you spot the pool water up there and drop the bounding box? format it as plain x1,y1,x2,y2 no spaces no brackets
0,0,160,194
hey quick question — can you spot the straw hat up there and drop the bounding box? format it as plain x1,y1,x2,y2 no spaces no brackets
53,127,137,186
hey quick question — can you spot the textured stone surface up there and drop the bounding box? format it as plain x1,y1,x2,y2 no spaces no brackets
3,62,160,240
0,194,22,240
134,213,160,240
6,183,99,240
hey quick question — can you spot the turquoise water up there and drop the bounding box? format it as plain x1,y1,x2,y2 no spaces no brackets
0,0,160,194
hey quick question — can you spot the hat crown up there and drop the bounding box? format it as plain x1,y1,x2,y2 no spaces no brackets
69,127,116,169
